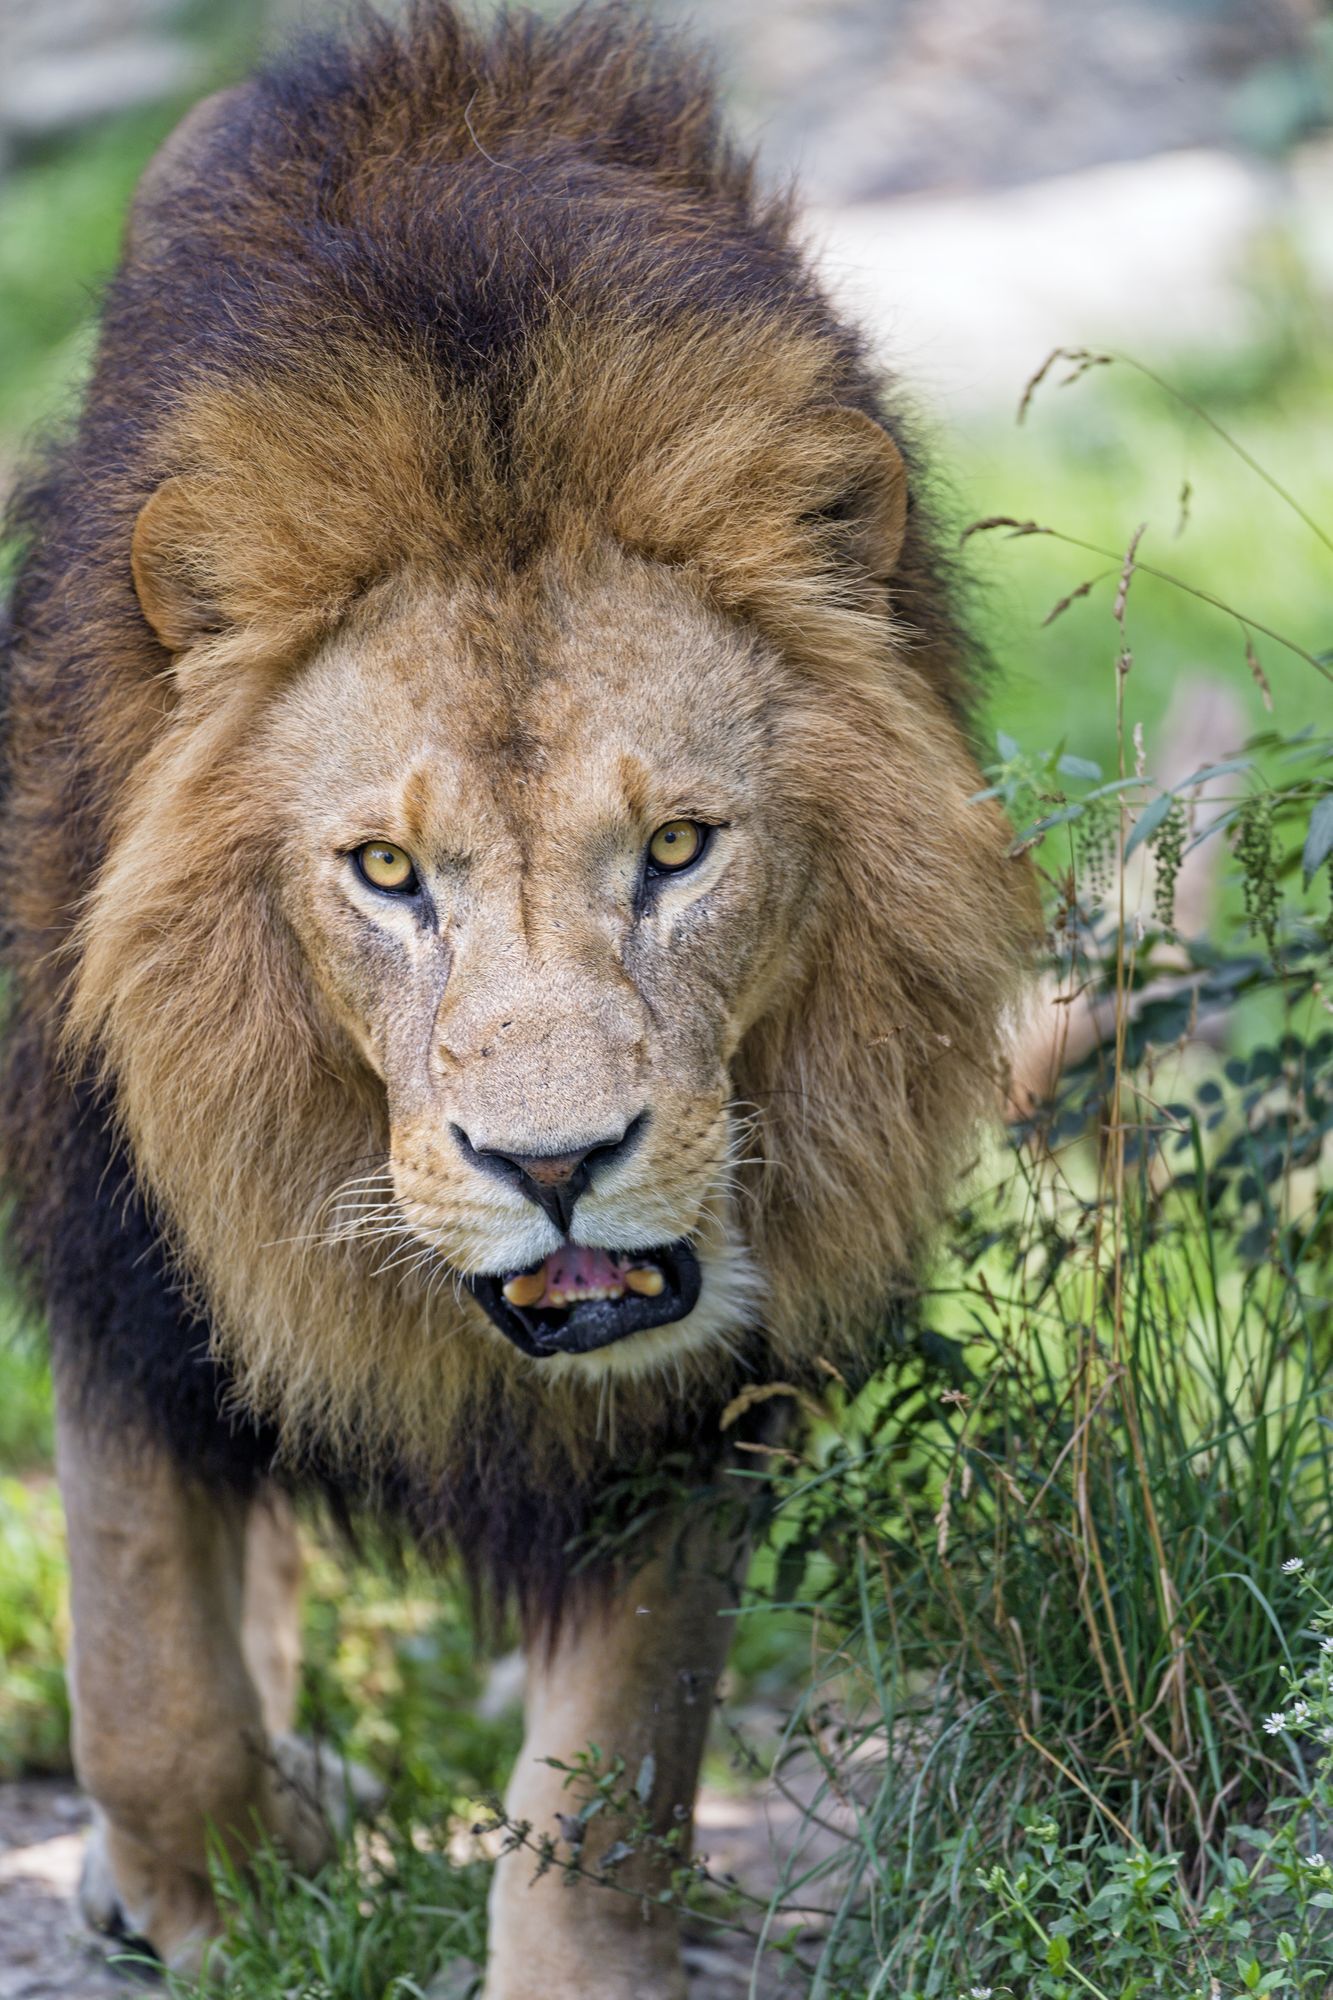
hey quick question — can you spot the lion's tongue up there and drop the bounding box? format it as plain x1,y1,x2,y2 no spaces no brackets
502,1247,664,1310
538,1246,625,1305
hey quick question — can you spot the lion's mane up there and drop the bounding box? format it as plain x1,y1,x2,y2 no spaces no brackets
0,1,1034,1613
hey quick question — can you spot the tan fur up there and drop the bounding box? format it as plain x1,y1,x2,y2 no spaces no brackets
68,440,1030,1479
56,1399,349,1972
60,280,1033,1488
488,1537,735,2000
241,1493,304,1740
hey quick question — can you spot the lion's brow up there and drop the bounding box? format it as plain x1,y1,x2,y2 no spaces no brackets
399,762,437,852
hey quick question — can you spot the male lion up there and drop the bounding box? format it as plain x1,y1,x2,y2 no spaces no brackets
0,5,1034,1993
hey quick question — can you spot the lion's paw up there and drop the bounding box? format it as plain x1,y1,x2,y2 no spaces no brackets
78,1809,221,1977
77,1813,124,1936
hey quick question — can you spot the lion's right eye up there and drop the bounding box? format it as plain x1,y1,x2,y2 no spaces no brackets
646,819,706,875
354,841,419,894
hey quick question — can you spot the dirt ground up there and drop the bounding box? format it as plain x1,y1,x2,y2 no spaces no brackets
0,1775,818,1999
0,1783,121,2000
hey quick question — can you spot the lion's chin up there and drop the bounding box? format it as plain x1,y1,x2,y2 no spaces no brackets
466,1240,702,1358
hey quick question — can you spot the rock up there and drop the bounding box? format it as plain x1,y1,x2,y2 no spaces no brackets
808,147,1286,411
0,43,199,140
656,0,1320,205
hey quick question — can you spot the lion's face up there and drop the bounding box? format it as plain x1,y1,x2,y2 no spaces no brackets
69,349,1034,1466
260,549,809,1371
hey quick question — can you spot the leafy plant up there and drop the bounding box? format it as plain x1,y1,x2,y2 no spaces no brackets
0,1475,69,1777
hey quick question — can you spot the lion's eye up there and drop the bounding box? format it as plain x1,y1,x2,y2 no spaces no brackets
646,819,706,875
354,841,418,893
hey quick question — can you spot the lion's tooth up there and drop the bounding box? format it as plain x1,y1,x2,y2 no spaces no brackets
503,1272,546,1308
625,1266,665,1297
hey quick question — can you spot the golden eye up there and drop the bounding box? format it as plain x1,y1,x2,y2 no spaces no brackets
647,819,705,873
355,841,418,893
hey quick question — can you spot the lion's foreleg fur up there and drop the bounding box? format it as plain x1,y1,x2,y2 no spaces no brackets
486,1531,738,2000
55,1382,333,1971
240,1488,304,1739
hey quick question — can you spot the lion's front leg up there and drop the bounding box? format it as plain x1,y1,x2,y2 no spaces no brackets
484,1538,735,2000
55,1380,335,1973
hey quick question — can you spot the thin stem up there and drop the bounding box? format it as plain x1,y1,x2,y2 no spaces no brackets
965,518,1333,683
1110,351,1333,559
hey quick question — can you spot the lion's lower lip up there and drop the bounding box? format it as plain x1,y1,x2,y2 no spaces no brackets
466,1241,702,1357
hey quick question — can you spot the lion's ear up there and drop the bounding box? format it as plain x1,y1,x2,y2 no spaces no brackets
812,407,909,583
131,477,220,655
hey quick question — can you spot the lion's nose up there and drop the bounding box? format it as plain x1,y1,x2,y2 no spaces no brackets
451,1115,647,1235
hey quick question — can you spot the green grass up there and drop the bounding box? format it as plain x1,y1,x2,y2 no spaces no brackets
0,108,177,441
0,0,262,444
295,1540,522,1807
0,1472,69,1778
158,1822,492,2000
727,1036,1333,1995
0,1319,52,1468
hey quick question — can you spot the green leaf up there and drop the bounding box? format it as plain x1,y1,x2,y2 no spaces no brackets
1302,794,1333,886
634,1753,656,1805
1172,757,1253,790
1124,792,1173,860
1084,775,1151,801
1046,1933,1071,1972
1028,804,1086,835
1057,753,1102,780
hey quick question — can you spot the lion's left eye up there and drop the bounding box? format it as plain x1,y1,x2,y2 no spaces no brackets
646,819,707,875
354,841,419,893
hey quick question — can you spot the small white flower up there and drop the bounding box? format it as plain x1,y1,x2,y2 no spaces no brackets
1283,1556,1305,1573
1320,1637,1333,1654
969,1989,993,1999
1290,1699,1311,1723
1306,1852,1326,1869
1263,1712,1288,1735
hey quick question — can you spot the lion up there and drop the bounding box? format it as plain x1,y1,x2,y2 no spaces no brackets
0,5,1035,1994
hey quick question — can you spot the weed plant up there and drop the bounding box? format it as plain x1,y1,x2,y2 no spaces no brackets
694,361,1333,1999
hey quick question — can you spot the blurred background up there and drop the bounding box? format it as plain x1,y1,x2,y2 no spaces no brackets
1,6,1331,1996
1,0,1331,764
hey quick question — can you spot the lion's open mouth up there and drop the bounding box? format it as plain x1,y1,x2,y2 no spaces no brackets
466,1241,702,1357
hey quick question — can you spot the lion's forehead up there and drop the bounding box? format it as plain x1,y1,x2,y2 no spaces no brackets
276,556,792,841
